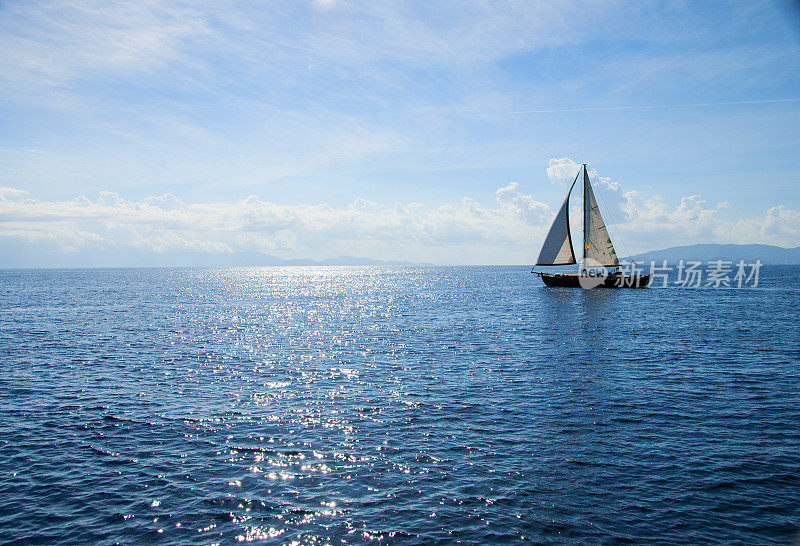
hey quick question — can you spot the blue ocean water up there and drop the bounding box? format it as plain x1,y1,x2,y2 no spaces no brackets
0,266,798,544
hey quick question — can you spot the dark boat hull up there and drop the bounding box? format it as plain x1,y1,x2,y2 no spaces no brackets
539,272,650,288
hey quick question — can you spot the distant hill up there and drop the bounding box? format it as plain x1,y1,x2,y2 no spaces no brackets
0,247,432,268
627,244,800,265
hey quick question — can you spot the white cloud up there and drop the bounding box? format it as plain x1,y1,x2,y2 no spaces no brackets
496,182,551,225
615,191,719,250
0,184,555,262
0,222,104,253
728,205,800,247
144,193,184,210
0,186,30,200
547,158,800,254
546,158,581,188
1,170,798,264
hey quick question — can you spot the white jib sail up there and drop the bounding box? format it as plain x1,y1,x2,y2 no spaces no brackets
583,168,619,267
536,179,577,265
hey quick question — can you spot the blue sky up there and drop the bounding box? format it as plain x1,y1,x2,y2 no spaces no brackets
1,0,799,265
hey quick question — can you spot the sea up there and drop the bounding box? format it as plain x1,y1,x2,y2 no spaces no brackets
1,266,798,544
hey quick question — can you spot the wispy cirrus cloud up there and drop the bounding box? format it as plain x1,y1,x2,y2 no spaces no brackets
0,1,208,101
0,1,583,102
2,1,798,254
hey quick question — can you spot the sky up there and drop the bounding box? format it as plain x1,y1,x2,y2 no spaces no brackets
1,0,799,266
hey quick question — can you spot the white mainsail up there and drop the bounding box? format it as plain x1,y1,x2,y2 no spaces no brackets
535,177,577,266
582,167,619,267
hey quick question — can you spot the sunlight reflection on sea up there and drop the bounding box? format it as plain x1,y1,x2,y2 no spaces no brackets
0,266,798,543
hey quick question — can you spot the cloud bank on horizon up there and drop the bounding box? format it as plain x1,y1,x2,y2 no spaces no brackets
1,157,798,266
1,1,799,265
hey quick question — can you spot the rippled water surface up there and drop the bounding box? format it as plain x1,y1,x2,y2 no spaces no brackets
1,266,799,544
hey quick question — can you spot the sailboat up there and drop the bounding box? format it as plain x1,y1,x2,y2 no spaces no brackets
532,163,650,288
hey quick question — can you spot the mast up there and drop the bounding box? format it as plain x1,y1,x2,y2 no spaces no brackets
581,163,587,273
